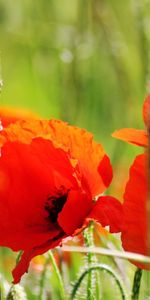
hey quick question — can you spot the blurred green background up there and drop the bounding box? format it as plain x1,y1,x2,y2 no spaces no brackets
0,0,149,149
0,1,150,299
1,0,149,204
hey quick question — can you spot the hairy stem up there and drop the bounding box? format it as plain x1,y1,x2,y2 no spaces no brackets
70,264,127,300
83,222,96,300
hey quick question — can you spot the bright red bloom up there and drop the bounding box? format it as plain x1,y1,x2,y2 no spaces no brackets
112,94,150,269
0,119,122,283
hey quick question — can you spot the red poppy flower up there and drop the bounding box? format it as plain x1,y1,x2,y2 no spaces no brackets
112,94,150,269
0,119,122,283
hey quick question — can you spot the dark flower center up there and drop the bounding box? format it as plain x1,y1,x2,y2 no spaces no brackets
45,189,68,223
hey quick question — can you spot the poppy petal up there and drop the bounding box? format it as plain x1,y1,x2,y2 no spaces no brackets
57,189,93,235
0,119,112,196
12,234,64,284
88,196,123,233
121,153,150,269
0,138,77,251
112,128,148,147
143,94,150,128
98,155,113,188
0,106,37,128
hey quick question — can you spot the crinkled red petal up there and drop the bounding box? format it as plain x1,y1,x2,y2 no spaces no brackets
0,119,112,196
0,106,37,128
0,137,77,251
12,234,65,284
88,196,123,233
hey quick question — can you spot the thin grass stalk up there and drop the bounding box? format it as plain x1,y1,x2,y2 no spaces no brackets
0,278,5,300
39,256,50,300
62,245,150,265
48,250,65,300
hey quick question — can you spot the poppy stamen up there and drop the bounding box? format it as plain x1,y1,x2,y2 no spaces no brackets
45,191,68,223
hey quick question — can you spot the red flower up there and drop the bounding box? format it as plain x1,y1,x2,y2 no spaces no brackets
112,95,150,269
0,119,122,283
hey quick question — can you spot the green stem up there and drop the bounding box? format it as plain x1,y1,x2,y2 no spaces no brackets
144,271,150,298
0,274,7,300
83,222,95,300
83,223,101,299
48,250,65,300
0,281,5,300
131,268,142,300
70,264,127,300
39,257,50,300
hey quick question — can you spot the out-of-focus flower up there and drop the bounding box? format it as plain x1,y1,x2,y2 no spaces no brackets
112,95,150,148
31,255,47,273
0,119,123,283
112,95,150,269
